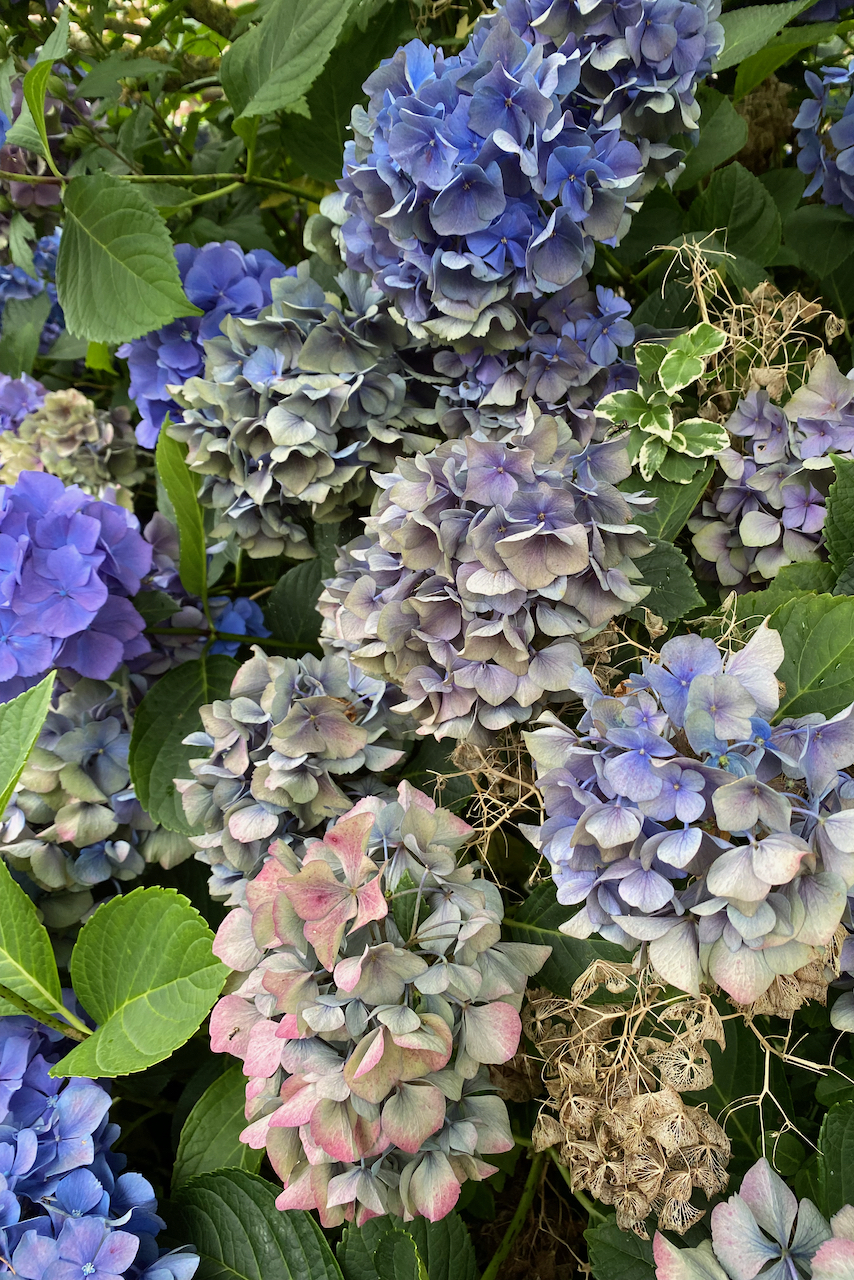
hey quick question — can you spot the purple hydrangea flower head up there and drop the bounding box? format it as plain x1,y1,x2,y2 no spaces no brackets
209,786,550,1224
117,242,289,448
796,63,854,217
691,357,854,591
320,404,652,743
0,375,46,436
0,1011,199,1280
0,472,152,701
525,623,854,1005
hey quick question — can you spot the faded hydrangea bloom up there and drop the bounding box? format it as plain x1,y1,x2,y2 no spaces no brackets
0,373,46,433
690,356,854,590
178,647,408,904
167,263,440,558
320,404,652,743
525,624,854,1004
1,675,193,928
0,390,149,507
653,1157,840,1280
209,785,551,1224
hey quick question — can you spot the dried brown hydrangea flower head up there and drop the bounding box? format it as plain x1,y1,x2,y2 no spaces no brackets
525,961,731,1238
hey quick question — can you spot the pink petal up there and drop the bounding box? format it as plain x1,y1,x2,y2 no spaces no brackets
399,1014,454,1079
310,1098,361,1162
408,1151,461,1222
271,1076,318,1127
463,1002,521,1065
213,908,263,972
352,874,389,932
243,1019,285,1078
275,1166,317,1212
209,994,260,1057
319,810,375,884
382,1083,446,1153
813,1239,854,1280
282,862,349,921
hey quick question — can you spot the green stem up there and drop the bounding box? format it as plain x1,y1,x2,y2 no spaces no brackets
169,179,242,214
0,172,314,198
634,248,673,285
547,1148,606,1223
148,625,317,651
597,243,630,283
481,1151,545,1280
0,983,90,1042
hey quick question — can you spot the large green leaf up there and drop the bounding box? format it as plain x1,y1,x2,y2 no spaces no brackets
221,0,355,120
690,163,781,266
156,431,208,602
57,173,198,343
173,1065,262,1191
284,1,411,182
585,1221,655,1280
373,1232,426,1280
769,593,854,720
0,673,56,816
56,887,226,1077
0,293,52,378
169,1170,343,1280
339,1213,477,1280
784,205,854,280
715,0,815,72
504,882,631,998
673,88,748,191
824,455,854,579
0,857,62,1019
734,21,838,100
638,538,704,623
265,560,324,650
735,561,837,623
629,461,713,541
819,1102,854,1218
129,656,238,835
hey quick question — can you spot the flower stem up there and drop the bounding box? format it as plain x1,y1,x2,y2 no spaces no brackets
547,1148,606,1223
481,1150,545,1280
0,983,89,1042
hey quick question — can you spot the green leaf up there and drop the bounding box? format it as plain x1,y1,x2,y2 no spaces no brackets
824,454,854,578
629,461,713,541
0,857,62,1019
816,1062,854,1108
283,0,411,183
638,538,704,623
504,882,631,999
769,593,854,720
156,430,207,602
0,672,56,817
675,418,730,458
339,1214,476,1280
8,213,37,279
129,655,238,835
169,1170,343,1280
784,205,854,280
596,389,647,426
759,169,807,221
57,173,199,343
76,52,176,100
338,1227,379,1280
265,560,324,650
735,561,837,623
834,555,854,597
716,0,815,72
634,343,667,383
673,87,749,190
402,736,474,810
819,1102,854,1218
655,450,709,484
55,886,226,1077
132,589,181,627
638,405,674,439
690,163,781,265
0,293,52,379
658,323,727,393
172,1065,262,1191
221,0,356,120
373,1232,426,1280
22,63,63,180
585,1221,655,1280
638,435,668,481
734,21,838,100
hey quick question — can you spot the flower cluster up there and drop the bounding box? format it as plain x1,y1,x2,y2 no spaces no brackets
1,674,193,928
0,231,64,354
178,647,407,904
796,62,854,218
0,471,152,702
524,624,854,1005
118,240,287,448
528,972,730,1236
653,1157,850,1280
0,372,46,434
320,405,652,743
210,785,551,1223
0,390,148,508
167,262,439,558
690,355,854,590
339,0,722,341
0,1011,199,1280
